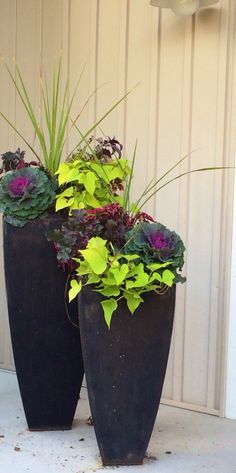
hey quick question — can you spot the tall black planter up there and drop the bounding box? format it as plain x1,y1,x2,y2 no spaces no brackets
78,286,176,466
3,216,84,431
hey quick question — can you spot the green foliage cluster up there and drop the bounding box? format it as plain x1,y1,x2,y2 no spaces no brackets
69,236,175,329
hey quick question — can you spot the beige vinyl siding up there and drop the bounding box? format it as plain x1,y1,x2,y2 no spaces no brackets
0,0,236,415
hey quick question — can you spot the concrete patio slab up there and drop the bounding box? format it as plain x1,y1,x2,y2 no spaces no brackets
0,371,236,473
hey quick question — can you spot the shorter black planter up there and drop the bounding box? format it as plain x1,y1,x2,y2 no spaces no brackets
3,216,84,431
78,286,176,466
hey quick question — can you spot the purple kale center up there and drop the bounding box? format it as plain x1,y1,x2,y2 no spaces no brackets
148,231,176,259
8,176,33,196
150,231,167,249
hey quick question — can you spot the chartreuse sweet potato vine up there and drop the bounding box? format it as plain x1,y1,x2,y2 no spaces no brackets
55,156,130,212
69,236,175,329
54,136,131,212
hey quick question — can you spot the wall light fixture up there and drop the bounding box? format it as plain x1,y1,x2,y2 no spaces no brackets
150,0,219,17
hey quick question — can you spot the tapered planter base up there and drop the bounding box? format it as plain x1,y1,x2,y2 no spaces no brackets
102,459,143,467
3,216,84,431
78,286,176,466
28,425,72,432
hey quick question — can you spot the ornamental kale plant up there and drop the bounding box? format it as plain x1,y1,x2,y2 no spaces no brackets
124,222,185,283
0,167,56,227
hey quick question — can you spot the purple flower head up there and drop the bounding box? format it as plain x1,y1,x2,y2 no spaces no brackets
8,176,33,197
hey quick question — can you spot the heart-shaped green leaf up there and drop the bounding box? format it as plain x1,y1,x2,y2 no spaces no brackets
101,298,117,329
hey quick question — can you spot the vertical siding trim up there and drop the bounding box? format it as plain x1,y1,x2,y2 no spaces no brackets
171,15,195,403
116,0,129,146
123,0,130,150
13,0,17,150
146,7,161,218
61,0,70,157
87,0,99,129
94,0,100,123
219,0,236,416
39,0,43,73
181,15,196,404
37,0,43,157
66,0,71,157
206,0,230,410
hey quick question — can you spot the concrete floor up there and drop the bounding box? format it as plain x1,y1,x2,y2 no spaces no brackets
0,371,236,473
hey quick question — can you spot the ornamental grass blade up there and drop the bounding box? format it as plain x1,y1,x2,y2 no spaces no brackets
54,64,86,174
138,166,235,212
41,82,51,142
48,63,61,174
2,60,86,175
123,140,137,212
0,111,41,162
133,150,198,211
69,81,108,133
41,60,68,174
141,150,198,198
133,177,156,213
67,87,136,160
53,79,69,173
3,62,47,166
14,65,48,163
